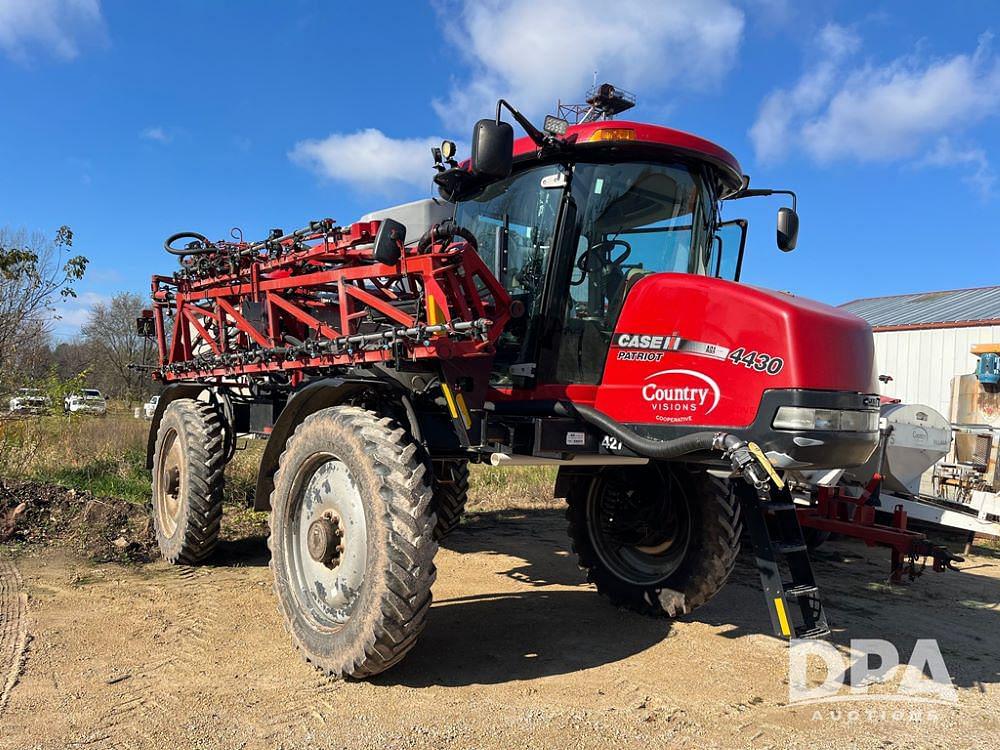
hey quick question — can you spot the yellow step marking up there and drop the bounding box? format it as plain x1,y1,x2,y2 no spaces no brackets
440,382,459,420
774,596,792,637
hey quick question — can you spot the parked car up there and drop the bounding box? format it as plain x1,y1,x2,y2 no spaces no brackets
143,395,160,419
64,388,108,416
8,389,52,415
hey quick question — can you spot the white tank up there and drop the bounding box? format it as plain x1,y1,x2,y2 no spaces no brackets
874,403,952,495
359,198,454,245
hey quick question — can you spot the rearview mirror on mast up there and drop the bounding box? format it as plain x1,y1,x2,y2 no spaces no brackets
726,184,800,253
777,207,799,252
470,119,514,180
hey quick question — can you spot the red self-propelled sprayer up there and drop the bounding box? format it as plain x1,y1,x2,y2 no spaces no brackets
142,85,892,679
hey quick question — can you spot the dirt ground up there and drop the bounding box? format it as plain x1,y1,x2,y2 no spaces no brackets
1,508,998,750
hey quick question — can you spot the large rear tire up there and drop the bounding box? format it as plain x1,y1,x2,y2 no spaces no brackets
269,406,437,679
431,460,469,540
566,463,741,617
151,399,226,564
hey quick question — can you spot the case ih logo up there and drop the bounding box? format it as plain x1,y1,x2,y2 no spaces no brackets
614,333,729,361
642,369,720,416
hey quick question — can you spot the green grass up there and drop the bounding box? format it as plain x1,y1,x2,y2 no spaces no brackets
1,413,151,502
33,451,151,505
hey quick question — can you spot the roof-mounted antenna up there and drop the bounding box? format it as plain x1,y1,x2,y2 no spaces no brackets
557,82,636,124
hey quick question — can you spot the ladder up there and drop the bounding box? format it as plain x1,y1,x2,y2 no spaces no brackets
738,483,830,639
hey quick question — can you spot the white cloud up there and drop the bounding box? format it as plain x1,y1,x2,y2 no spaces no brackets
50,291,110,337
804,38,1000,162
289,128,451,194
916,137,996,197
750,29,1000,185
749,23,860,163
291,1,744,195
0,0,103,63
141,126,172,144
432,0,745,130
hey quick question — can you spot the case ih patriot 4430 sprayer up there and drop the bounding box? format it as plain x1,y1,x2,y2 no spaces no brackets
141,86,959,679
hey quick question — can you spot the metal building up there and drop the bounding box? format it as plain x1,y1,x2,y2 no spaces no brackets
840,286,1000,418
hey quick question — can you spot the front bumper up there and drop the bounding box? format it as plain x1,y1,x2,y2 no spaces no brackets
68,403,107,414
10,402,49,413
627,389,880,470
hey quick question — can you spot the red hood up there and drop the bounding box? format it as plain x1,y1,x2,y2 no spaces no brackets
593,274,878,427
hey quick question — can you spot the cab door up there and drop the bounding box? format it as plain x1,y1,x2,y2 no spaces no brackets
454,164,569,385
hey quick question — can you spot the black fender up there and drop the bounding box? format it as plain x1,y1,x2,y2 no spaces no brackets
145,384,236,470
253,377,419,512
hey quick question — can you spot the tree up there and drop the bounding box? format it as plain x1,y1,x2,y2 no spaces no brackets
51,340,98,382
0,226,88,390
81,292,154,400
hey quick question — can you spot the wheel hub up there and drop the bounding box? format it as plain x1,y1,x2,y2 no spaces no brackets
306,513,344,568
285,458,368,626
155,433,183,538
587,468,693,586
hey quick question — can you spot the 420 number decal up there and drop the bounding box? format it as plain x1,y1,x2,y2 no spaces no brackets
727,347,784,375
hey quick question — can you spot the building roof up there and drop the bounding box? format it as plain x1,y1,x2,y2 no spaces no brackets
840,285,1000,331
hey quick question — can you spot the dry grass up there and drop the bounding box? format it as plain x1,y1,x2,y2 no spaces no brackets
0,412,558,511
466,464,559,512
225,439,264,505
0,412,150,502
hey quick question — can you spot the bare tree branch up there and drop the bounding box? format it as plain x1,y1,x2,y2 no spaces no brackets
82,292,152,400
0,225,88,390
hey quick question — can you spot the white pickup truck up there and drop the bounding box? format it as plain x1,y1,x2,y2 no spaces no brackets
142,395,160,419
64,389,108,415
8,389,51,415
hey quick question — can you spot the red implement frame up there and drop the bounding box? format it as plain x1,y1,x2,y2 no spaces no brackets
150,220,511,386
796,476,958,582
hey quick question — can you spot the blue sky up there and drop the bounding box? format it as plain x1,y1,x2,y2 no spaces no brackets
1,0,998,339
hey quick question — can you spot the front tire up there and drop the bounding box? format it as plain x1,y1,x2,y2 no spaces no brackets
269,406,437,679
566,463,741,617
151,399,226,564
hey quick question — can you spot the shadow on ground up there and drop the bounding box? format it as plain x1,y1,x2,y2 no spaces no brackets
209,506,1000,689
210,534,270,568
384,508,673,687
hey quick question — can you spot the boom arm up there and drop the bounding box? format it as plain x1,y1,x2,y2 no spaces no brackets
148,218,511,386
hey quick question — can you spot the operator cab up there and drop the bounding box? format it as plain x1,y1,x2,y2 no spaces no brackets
449,120,759,388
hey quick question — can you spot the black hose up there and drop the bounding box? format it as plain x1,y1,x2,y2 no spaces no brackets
416,220,478,253
563,402,721,459
164,232,216,256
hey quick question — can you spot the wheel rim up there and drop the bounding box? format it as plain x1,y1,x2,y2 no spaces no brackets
283,454,368,629
155,428,183,538
586,467,692,586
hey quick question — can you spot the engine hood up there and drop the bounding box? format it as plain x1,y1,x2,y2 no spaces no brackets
593,273,878,428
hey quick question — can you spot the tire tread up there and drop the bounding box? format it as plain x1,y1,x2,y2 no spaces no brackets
269,406,437,679
151,399,226,565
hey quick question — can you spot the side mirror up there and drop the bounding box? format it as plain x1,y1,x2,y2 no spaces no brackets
777,207,798,252
372,218,406,265
470,119,514,180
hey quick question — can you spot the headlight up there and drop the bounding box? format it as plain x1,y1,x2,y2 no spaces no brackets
773,407,879,432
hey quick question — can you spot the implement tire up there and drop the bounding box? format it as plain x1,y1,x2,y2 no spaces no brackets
566,463,741,618
431,460,469,541
269,406,437,679
151,399,226,564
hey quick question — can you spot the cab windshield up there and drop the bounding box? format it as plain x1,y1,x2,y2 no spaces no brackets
455,161,716,290
573,162,715,278
454,160,721,384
